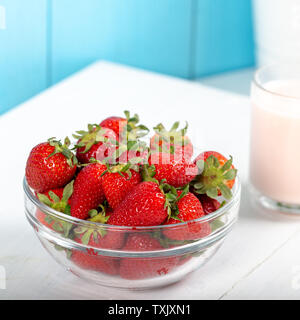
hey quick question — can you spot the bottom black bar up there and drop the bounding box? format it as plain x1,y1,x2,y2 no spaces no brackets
0,300,296,318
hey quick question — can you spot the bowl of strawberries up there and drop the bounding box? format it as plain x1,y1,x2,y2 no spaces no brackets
24,111,241,289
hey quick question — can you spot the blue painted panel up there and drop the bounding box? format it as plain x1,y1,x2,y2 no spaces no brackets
0,0,255,116
195,0,255,77
0,0,47,115
51,0,194,83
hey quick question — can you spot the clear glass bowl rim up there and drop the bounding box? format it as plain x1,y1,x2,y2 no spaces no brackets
253,63,300,101
23,176,241,231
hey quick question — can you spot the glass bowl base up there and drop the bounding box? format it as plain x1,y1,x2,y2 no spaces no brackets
250,184,300,215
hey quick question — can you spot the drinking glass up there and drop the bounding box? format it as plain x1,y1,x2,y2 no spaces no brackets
250,64,300,214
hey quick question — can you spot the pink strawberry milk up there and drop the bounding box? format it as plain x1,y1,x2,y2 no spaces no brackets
250,65,300,212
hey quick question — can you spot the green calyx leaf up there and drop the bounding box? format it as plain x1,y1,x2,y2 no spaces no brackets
220,156,233,172
37,194,53,207
37,181,74,237
62,180,74,202
48,191,60,203
54,244,65,251
169,214,185,223
77,157,103,168
88,205,109,224
100,162,139,180
75,227,108,245
192,182,205,193
223,168,237,181
52,221,64,233
44,214,54,224
81,229,94,245
103,139,148,167
176,184,189,202
47,137,78,168
73,124,117,154
89,214,109,224
121,110,149,141
192,155,237,200
74,209,108,245
210,217,225,232
54,245,72,259
88,209,99,218
141,164,159,184
37,180,74,215
152,230,192,248
206,187,218,199
165,193,177,201
152,121,189,153
196,160,205,174
219,183,232,200
39,210,72,238
91,110,149,166
160,182,189,219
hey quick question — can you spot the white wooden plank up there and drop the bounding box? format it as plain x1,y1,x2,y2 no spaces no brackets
221,229,300,300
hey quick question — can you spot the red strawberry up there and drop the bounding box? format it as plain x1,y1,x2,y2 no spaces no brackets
73,212,124,250
193,151,237,199
71,247,119,275
119,234,178,280
148,152,197,188
37,188,63,200
101,166,141,209
36,210,57,230
163,190,211,240
103,140,149,166
100,111,149,143
177,255,192,266
107,181,168,226
100,116,127,140
26,137,77,193
71,210,122,275
36,181,74,235
198,194,221,215
36,209,73,236
150,122,193,160
73,124,118,164
37,180,74,212
116,146,149,165
70,162,107,220
97,111,149,165
73,230,124,250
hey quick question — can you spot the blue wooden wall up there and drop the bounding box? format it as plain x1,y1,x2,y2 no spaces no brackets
195,0,254,76
0,0,48,114
0,0,254,115
51,0,194,83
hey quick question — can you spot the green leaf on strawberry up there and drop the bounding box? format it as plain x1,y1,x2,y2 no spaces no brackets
210,217,225,232
37,180,74,215
48,137,78,167
193,152,237,200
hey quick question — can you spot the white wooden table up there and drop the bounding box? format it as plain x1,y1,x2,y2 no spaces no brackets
1,61,300,300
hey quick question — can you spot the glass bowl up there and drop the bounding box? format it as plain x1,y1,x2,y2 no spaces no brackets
23,176,241,289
